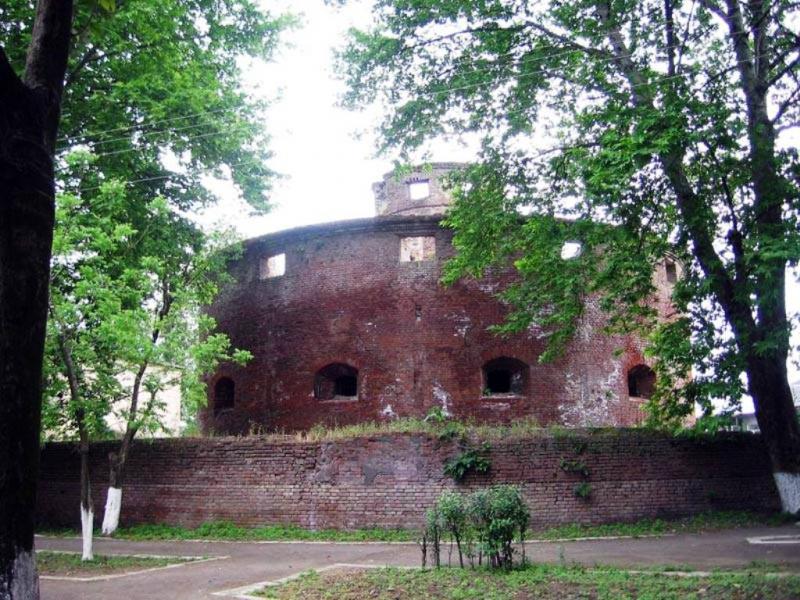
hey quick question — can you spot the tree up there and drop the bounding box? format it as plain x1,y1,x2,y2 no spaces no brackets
2,0,291,215
4,0,289,539
43,154,251,553
339,0,800,512
0,0,74,596
1,0,287,588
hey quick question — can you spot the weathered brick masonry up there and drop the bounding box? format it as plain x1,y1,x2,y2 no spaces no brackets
203,165,676,434
37,431,779,530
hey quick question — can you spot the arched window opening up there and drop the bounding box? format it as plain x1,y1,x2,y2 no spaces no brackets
315,363,359,400
482,357,529,396
214,377,235,415
627,365,656,399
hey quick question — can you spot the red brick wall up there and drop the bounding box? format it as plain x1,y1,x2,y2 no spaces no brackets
37,431,779,530
205,215,665,434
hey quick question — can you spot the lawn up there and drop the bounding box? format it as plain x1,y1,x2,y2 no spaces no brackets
37,510,793,544
254,564,800,600
36,550,200,576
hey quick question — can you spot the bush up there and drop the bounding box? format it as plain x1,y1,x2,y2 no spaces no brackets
421,485,529,570
443,442,491,481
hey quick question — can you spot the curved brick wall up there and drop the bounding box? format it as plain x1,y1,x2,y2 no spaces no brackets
203,213,677,434
37,431,779,530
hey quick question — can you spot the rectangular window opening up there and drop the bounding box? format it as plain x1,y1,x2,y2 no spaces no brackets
400,236,436,262
408,180,430,201
260,253,286,279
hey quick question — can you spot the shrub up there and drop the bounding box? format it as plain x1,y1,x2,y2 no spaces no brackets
421,485,529,570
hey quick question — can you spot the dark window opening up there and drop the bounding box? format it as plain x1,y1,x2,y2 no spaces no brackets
214,377,235,415
665,260,677,283
628,365,656,399
334,375,358,397
482,357,528,396
486,369,512,394
315,363,359,400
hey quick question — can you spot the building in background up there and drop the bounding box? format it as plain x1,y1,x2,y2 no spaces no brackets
732,381,800,433
203,164,680,434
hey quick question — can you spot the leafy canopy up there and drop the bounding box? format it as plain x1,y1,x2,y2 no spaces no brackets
1,0,293,212
43,153,251,440
339,0,800,427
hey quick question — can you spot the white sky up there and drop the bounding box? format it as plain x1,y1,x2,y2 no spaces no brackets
196,0,475,237
195,0,799,409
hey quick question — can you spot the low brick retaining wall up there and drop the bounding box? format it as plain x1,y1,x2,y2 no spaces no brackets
37,430,780,530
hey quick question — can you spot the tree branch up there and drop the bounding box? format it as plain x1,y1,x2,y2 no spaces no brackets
771,84,800,124
767,52,800,89
595,0,758,346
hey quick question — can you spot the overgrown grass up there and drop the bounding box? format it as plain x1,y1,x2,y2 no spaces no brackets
37,510,792,544
36,550,196,576
296,416,546,442
253,564,800,599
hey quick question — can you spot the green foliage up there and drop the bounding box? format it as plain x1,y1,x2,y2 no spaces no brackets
337,0,800,434
559,459,589,478
573,482,593,500
43,156,251,441
1,0,293,213
422,486,530,570
425,406,449,424
443,443,492,481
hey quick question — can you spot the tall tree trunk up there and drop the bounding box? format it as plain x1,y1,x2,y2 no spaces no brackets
598,0,800,513
0,2,73,597
747,353,800,513
0,65,51,600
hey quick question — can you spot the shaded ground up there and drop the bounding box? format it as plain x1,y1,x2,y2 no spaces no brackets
37,524,800,600
37,550,198,577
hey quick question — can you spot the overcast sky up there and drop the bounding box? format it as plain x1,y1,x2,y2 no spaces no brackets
197,0,799,402
197,0,476,237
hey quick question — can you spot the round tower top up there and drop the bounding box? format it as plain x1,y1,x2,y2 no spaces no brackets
372,163,466,217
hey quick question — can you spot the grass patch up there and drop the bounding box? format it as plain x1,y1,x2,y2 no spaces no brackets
253,564,800,599
39,521,417,542
296,416,545,442
263,418,755,443
530,510,796,540
37,510,791,544
36,550,197,576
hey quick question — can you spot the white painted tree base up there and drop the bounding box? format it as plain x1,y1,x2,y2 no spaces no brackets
101,487,122,535
81,506,94,561
774,472,800,515
2,549,39,600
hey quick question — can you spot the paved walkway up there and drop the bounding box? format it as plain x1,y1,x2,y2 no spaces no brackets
37,525,800,600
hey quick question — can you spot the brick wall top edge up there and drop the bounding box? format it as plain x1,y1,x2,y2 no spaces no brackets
243,214,445,251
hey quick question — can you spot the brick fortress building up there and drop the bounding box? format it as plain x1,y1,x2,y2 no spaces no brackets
203,164,678,434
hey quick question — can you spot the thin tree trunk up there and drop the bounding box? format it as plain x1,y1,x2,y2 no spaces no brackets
78,430,94,562
0,1,73,596
53,316,96,560
103,290,168,536
102,363,146,535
